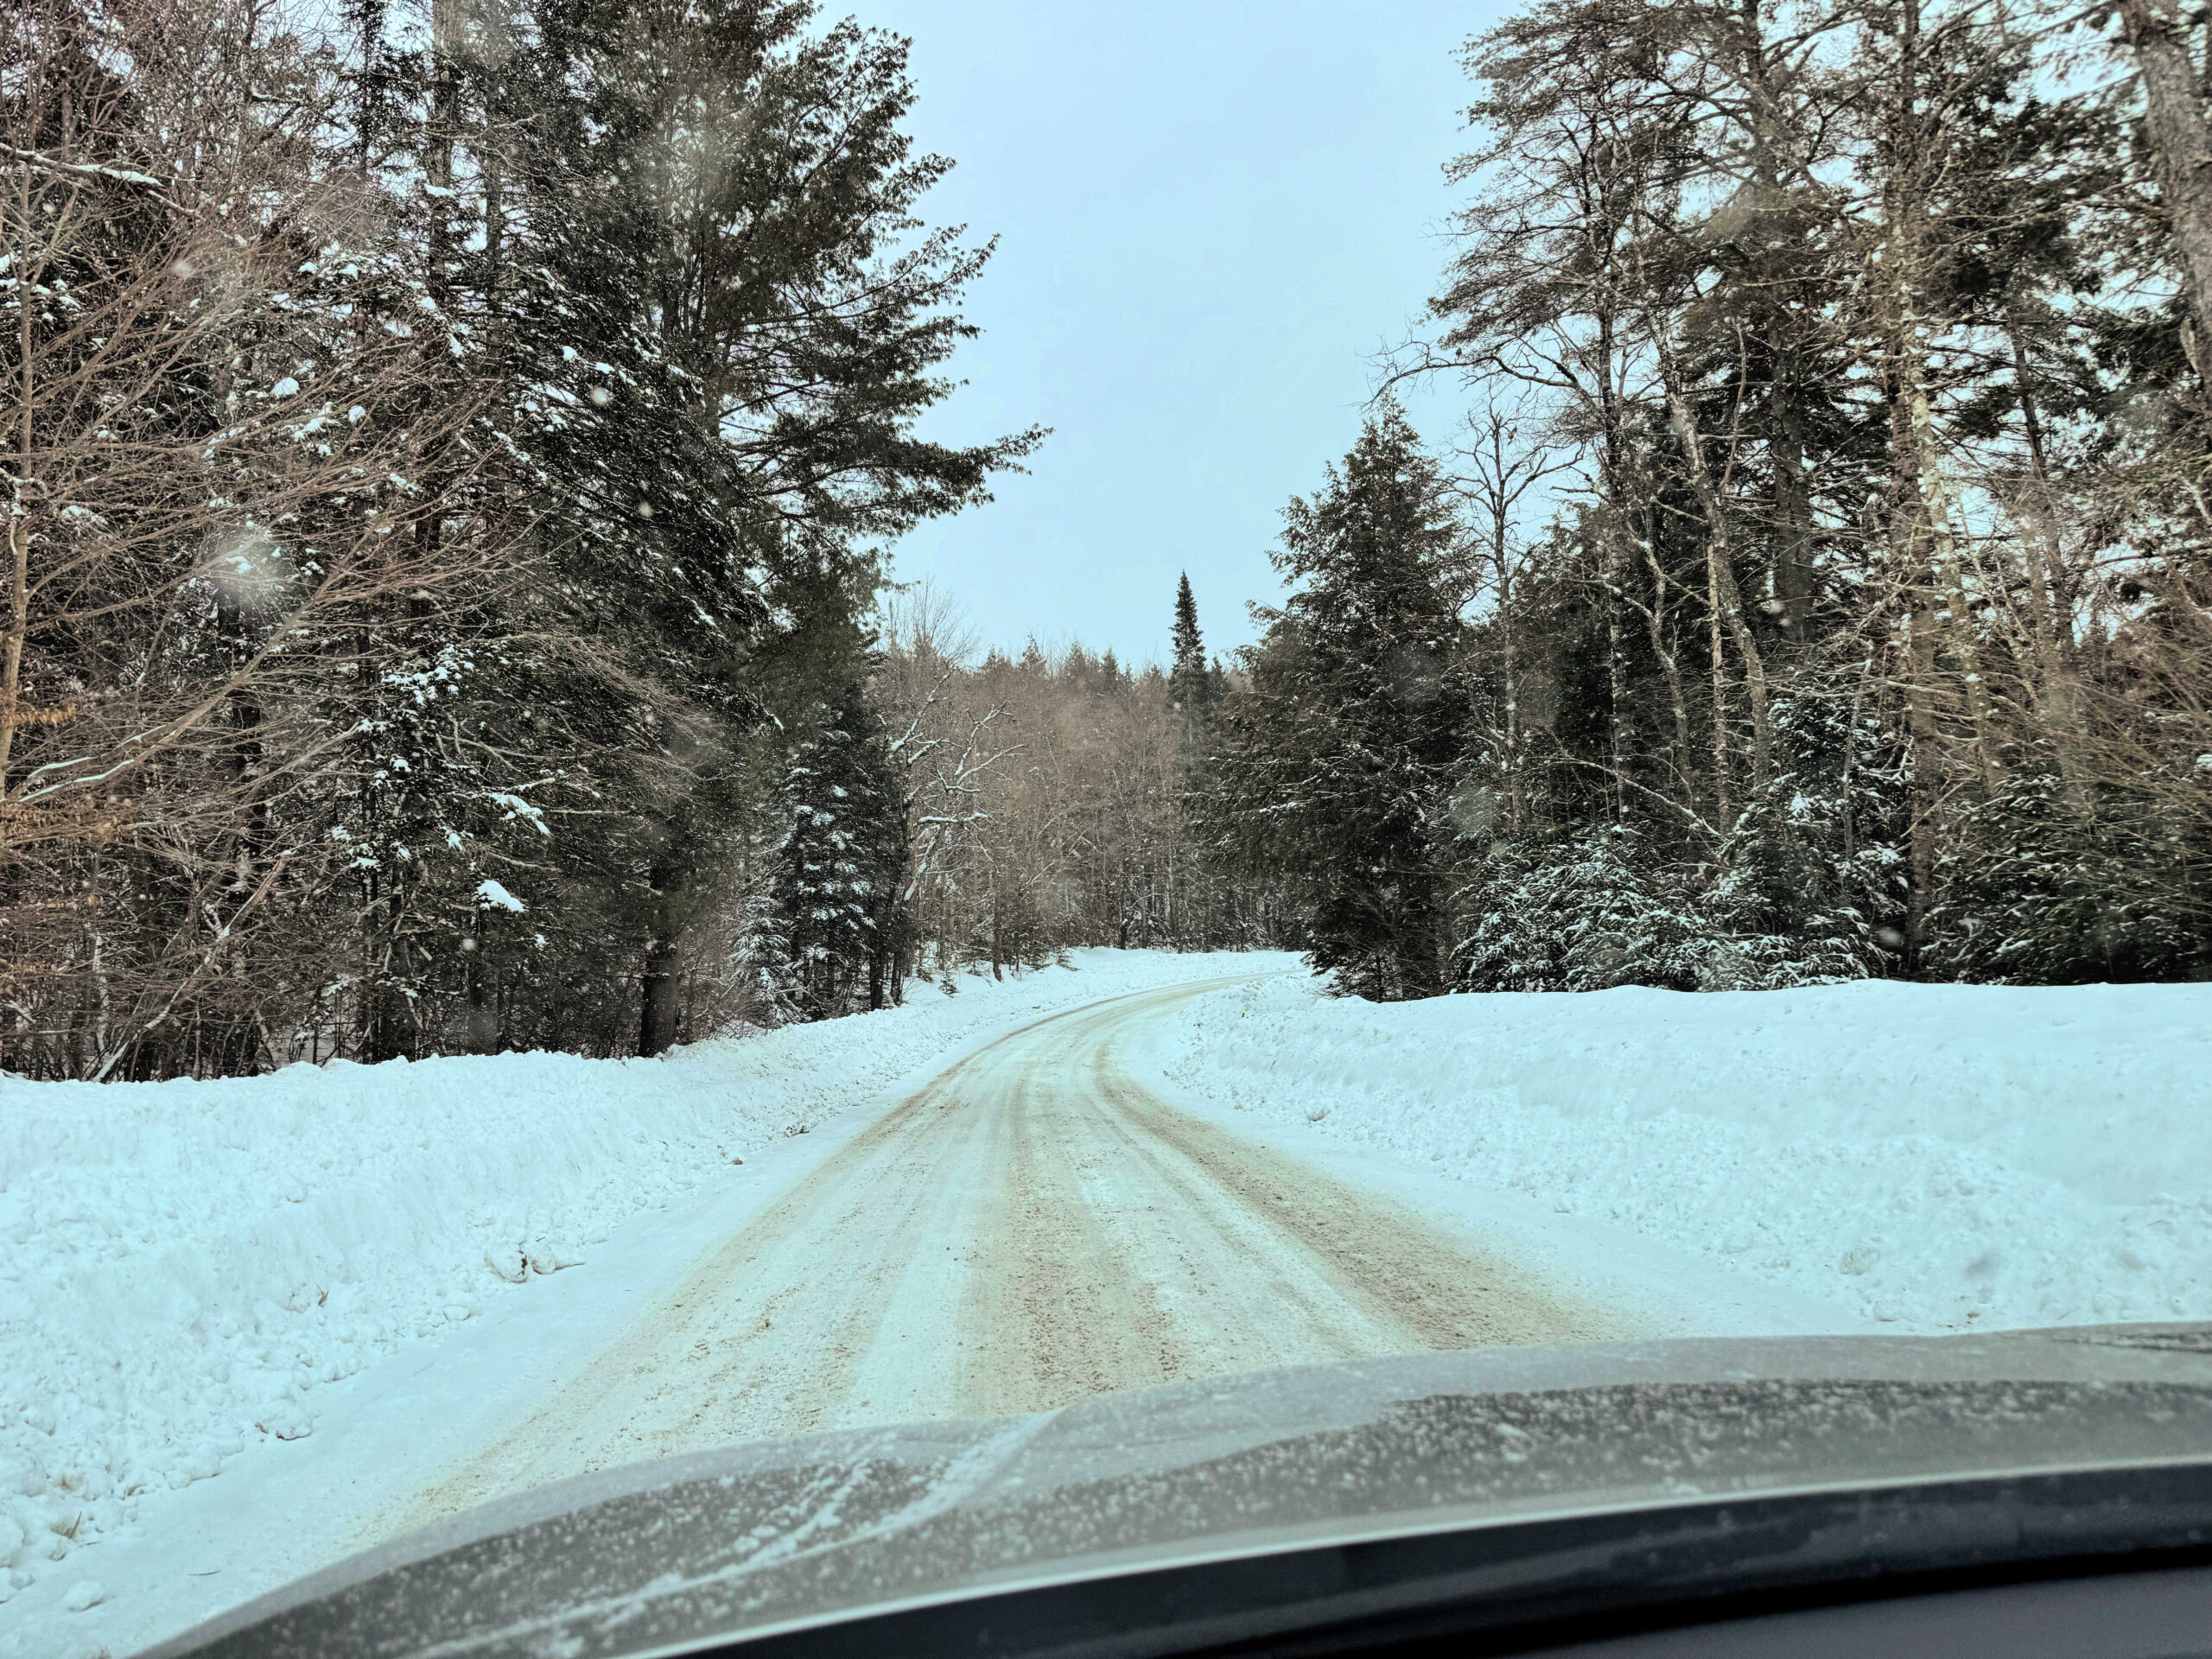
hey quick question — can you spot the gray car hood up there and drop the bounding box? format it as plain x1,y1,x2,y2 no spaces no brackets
145,1324,2212,1659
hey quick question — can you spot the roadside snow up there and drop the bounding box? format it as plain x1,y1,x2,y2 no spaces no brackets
15,954,2204,1653
1153,976,2212,1337
0,950,1262,1619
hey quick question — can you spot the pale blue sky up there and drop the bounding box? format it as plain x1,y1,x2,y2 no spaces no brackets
874,1,1507,665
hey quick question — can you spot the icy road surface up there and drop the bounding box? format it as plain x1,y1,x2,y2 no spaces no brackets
395,976,1618,1530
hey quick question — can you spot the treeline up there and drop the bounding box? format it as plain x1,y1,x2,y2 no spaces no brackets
1,0,1061,1079
683,582,1273,1032
871,582,1276,994
22,0,2209,1077
1208,0,2212,999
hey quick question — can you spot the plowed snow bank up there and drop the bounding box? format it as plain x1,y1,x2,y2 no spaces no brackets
1153,976,2212,1336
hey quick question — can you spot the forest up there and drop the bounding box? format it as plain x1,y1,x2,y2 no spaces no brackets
0,0,1272,1080
1211,0,2212,1001
5,0,2210,1079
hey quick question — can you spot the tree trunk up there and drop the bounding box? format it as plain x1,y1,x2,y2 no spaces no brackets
1903,594,1942,970
1640,531,1695,815
464,913,497,1052
638,850,684,1055
2006,319,2086,786
1881,0,1950,969
0,518,28,798
1771,340,1815,636
216,583,268,1058
2117,0,2212,376
1912,385,1999,791
359,841,416,1065
1706,516,1732,828
1397,881,1445,1001
425,0,461,308
1664,382,1774,803
1604,535,1629,823
2,149,34,798
1737,0,1815,637
1501,586,1526,833
1595,310,1629,821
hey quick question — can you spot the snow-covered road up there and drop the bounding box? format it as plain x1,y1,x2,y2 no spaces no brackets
386,976,1618,1535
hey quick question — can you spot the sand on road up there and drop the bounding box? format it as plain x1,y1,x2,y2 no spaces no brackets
395,976,1622,1529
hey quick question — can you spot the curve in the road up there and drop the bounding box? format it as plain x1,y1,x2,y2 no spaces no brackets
395,976,1620,1531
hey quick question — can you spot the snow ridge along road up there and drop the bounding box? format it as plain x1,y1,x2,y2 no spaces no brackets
396,976,1618,1531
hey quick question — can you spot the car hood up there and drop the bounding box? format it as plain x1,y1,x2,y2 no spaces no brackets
146,1323,2212,1659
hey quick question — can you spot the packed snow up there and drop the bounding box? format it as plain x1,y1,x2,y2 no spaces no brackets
1148,974,2212,1336
9,953,2211,1656
0,950,1261,1630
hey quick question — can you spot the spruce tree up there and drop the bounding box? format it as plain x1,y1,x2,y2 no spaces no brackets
768,679,908,1020
472,0,1034,1053
1208,404,1467,999
1169,574,1212,718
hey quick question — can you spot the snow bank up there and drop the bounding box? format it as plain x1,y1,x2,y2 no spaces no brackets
1154,976,2212,1336
0,950,1260,1610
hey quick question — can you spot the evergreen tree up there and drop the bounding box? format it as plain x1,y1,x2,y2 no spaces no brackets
767,679,908,1020
1168,574,1213,719
1208,404,1468,999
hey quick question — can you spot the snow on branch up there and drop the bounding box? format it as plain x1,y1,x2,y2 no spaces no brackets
4,144,192,213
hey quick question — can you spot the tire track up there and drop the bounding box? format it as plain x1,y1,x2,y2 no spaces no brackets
384,975,1626,1538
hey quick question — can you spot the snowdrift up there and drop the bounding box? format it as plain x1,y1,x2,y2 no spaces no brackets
0,950,1265,1611
1155,976,2212,1336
